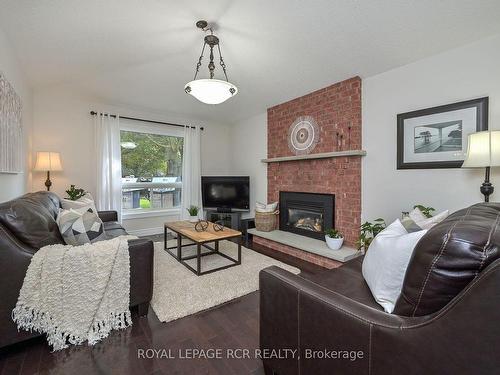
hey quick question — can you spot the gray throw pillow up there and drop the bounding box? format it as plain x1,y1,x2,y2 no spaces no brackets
401,217,423,233
56,206,106,246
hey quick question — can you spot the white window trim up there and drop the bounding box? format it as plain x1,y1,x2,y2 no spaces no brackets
122,207,180,220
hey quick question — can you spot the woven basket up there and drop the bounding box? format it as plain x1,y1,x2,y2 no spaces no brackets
255,210,279,232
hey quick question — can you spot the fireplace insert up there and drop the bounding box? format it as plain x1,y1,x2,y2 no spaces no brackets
279,191,335,240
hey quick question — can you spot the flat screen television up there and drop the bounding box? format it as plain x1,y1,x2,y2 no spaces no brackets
201,176,250,212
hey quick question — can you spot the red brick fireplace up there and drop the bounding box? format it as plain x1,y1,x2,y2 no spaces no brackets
253,76,362,268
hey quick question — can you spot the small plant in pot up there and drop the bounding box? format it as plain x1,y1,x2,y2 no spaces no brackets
325,228,344,250
187,205,199,223
65,185,86,201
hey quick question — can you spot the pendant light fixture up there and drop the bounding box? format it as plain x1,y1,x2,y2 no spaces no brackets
184,20,237,105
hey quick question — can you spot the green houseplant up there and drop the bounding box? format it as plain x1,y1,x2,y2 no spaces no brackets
325,228,344,250
65,185,86,201
356,218,386,252
187,205,199,223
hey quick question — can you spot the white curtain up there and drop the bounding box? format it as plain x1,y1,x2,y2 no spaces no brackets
94,113,122,221
180,125,203,220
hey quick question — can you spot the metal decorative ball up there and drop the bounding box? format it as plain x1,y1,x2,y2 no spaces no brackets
213,220,225,232
195,220,209,232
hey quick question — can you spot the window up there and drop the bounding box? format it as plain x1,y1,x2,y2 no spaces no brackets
120,122,183,215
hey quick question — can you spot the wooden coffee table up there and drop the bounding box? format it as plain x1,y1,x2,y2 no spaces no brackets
164,221,242,276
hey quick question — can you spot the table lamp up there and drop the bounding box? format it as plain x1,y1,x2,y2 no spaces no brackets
462,130,500,202
33,152,63,191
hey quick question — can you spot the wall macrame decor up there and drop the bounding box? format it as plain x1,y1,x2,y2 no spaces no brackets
0,72,23,174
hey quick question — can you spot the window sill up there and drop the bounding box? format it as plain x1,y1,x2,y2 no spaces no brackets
122,208,180,220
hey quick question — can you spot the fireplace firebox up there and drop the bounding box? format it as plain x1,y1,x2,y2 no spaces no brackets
279,192,335,240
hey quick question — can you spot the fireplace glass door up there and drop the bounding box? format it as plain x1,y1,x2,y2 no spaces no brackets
287,208,324,233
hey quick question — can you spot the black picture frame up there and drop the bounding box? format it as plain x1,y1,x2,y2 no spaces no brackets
397,97,489,169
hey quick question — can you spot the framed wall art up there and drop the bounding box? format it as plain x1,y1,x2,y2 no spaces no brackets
0,71,23,174
397,97,488,169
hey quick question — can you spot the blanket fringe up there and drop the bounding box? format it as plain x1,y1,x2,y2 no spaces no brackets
12,303,132,351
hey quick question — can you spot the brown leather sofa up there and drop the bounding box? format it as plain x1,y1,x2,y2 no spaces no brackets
260,203,500,375
0,191,154,349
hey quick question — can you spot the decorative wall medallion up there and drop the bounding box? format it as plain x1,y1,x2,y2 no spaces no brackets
287,116,320,155
0,71,23,174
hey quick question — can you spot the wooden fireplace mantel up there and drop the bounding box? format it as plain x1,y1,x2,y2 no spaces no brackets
261,149,367,163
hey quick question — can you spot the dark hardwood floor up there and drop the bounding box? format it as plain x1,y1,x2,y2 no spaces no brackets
0,238,326,375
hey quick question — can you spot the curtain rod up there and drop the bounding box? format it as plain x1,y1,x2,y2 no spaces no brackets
89,111,204,130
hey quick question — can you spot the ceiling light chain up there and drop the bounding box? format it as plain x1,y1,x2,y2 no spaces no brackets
193,42,207,81
184,20,238,105
217,44,229,82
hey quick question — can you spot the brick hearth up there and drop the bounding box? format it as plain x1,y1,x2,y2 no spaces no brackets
267,76,362,246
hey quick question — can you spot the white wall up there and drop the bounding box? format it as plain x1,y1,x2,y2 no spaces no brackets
32,85,232,234
229,112,268,218
362,34,500,222
0,28,33,202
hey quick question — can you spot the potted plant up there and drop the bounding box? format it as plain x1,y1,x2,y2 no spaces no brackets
356,218,386,252
65,185,86,201
325,228,344,250
187,205,199,223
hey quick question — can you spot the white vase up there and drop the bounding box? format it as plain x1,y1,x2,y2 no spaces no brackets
189,215,198,223
325,235,344,250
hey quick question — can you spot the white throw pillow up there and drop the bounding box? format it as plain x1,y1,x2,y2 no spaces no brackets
362,219,428,313
255,201,278,213
409,207,449,230
61,193,98,214
408,207,427,224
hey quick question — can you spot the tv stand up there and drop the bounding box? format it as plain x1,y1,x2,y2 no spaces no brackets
205,210,242,231
217,207,233,213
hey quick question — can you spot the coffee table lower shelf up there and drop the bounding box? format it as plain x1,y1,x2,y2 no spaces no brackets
164,228,242,276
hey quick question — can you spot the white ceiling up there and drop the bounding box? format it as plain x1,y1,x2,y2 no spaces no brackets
1,0,500,123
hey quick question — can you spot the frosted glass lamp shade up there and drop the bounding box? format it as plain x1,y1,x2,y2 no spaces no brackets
185,79,237,105
33,152,63,171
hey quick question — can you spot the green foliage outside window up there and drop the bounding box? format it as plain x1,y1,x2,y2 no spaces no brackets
120,131,183,178
140,198,151,209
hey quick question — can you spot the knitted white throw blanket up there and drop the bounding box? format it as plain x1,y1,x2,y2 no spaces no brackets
12,236,134,351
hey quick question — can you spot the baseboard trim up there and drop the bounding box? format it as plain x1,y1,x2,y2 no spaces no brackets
127,227,164,236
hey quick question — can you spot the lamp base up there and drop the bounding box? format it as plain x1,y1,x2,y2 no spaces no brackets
481,167,494,202
45,171,52,192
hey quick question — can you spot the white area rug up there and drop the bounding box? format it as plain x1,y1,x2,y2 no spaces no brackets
150,240,300,323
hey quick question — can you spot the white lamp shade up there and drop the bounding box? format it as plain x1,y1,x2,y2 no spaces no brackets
33,152,63,171
185,79,237,105
462,130,500,168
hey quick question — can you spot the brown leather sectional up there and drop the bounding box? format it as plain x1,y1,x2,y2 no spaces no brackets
0,191,154,348
260,202,500,375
